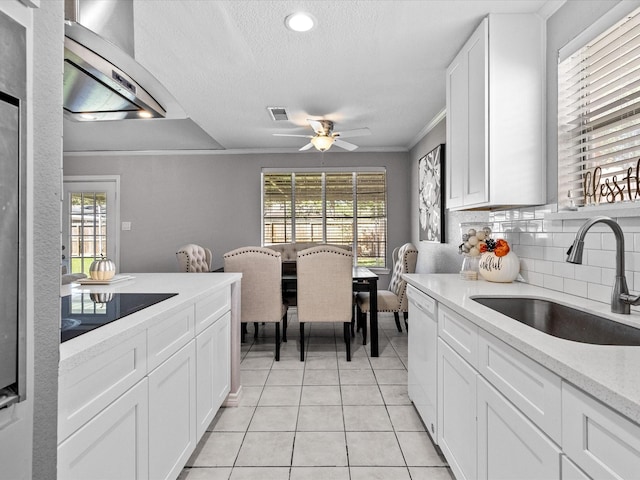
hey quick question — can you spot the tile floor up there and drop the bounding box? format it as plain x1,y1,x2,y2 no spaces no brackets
180,311,452,480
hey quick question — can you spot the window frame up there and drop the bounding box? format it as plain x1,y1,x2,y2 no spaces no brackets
557,3,640,209
261,167,388,268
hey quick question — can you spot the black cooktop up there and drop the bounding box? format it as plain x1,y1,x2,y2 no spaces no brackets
61,292,177,343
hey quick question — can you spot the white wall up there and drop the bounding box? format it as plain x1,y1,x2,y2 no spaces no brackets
64,150,411,288
0,1,62,479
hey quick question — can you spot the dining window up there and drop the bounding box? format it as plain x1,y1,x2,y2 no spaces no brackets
262,169,387,268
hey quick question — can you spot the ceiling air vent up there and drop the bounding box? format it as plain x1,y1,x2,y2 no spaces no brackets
267,106,288,121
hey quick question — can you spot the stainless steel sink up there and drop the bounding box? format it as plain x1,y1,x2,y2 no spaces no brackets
472,297,640,346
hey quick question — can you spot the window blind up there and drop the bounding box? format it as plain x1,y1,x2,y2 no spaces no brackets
558,7,640,208
262,170,387,267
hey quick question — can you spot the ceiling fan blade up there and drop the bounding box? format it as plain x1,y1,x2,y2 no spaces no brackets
334,139,359,151
273,133,313,138
299,142,314,151
334,127,371,139
307,119,326,135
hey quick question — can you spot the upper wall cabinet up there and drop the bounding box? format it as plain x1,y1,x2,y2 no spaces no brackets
446,15,545,211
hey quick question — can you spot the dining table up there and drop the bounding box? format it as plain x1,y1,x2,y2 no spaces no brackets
282,264,380,357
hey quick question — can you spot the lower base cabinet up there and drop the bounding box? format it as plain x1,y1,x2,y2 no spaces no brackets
438,338,477,480
196,312,231,439
148,341,197,480
477,377,561,480
58,379,149,480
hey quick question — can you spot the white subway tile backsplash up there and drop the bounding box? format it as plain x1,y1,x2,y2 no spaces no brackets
588,283,611,304
564,278,588,297
544,246,565,262
543,274,564,292
600,267,616,287
586,249,617,268
553,262,575,279
618,216,640,231
574,264,602,284
535,260,554,275
486,205,640,307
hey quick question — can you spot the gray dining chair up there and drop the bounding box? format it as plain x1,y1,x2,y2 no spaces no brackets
223,246,288,361
296,245,353,362
356,242,418,342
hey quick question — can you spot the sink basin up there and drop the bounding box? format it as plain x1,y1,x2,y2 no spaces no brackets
472,296,640,346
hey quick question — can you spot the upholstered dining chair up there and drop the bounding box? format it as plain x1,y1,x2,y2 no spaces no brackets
356,242,418,343
296,245,353,362
223,246,288,361
176,244,212,272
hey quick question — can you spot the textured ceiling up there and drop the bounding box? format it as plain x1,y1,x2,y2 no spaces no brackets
64,0,562,153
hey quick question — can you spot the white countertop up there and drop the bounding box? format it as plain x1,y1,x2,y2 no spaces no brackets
59,273,241,374
403,273,640,425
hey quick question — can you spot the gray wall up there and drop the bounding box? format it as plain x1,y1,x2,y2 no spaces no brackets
63,151,411,288
33,1,63,478
409,119,489,274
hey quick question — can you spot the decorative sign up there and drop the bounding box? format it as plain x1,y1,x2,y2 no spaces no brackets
583,159,640,205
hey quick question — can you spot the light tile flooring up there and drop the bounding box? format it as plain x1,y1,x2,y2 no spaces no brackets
180,311,452,480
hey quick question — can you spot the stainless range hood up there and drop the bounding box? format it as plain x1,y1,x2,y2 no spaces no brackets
63,0,170,121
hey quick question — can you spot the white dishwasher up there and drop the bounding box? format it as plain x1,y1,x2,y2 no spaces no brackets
407,284,438,442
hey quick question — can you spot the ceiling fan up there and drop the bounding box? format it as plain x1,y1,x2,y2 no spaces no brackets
274,119,371,152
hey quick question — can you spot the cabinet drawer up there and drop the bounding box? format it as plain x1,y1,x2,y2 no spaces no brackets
58,331,147,442
195,287,230,334
147,304,195,371
407,285,436,317
58,379,149,480
438,304,478,368
562,382,640,479
562,456,591,480
478,329,562,443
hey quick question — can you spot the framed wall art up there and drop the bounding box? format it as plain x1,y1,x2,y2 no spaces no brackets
418,144,445,243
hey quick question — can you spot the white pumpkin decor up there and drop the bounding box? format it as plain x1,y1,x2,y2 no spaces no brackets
89,256,116,281
477,239,520,283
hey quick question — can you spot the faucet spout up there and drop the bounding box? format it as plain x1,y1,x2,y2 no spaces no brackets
566,216,630,314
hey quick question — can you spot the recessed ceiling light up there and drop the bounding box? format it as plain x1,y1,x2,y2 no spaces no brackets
285,12,316,32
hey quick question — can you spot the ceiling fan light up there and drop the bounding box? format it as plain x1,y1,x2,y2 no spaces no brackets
311,135,334,152
285,12,316,32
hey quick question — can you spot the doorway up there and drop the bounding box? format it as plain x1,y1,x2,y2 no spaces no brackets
63,176,120,275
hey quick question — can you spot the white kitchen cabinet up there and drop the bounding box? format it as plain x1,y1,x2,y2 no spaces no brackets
58,379,149,480
407,285,438,441
562,382,640,479
148,341,197,480
438,338,477,480
196,311,231,439
562,456,592,480
477,376,561,480
446,14,545,210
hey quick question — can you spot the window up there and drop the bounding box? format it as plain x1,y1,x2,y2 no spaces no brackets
262,169,387,267
558,7,640,208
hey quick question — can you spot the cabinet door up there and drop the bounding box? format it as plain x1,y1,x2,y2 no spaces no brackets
196,311,231,439
407,287,438,441
477,377,561,480
58,379,149,480
446,18,488,210
438,338,477,480
465,18,488,207
148,341,197,480
562,382,640,479
445,46,468,209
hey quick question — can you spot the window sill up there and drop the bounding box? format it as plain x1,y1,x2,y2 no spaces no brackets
367,267,390,275
547,201,640,221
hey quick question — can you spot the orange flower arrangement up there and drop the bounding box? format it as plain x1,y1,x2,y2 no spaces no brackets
479,238,510,257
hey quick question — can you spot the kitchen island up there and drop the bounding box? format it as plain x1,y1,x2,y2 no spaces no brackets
58,273,242,480
404,273,640,480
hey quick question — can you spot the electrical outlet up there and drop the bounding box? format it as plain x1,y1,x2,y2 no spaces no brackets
122,221,132,231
